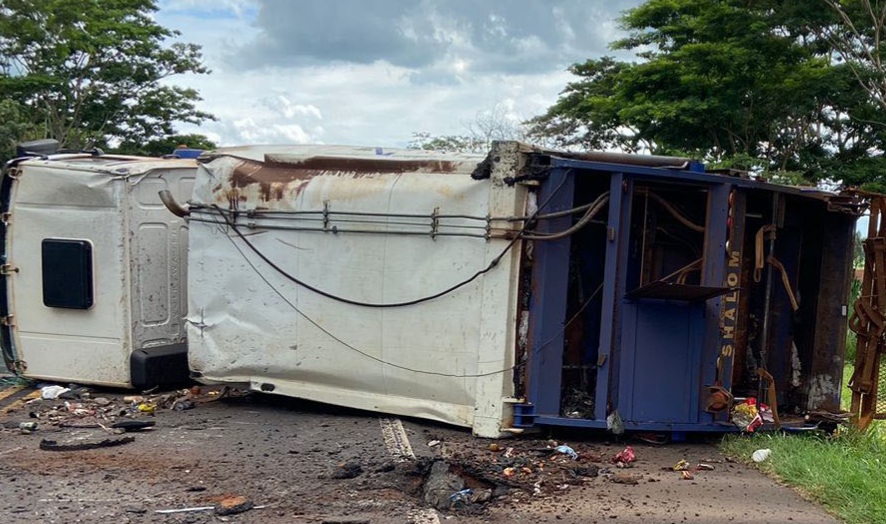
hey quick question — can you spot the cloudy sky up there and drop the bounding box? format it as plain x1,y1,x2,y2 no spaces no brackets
155,0,642,148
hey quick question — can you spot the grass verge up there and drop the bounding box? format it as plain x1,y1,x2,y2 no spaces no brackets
720,422,886,524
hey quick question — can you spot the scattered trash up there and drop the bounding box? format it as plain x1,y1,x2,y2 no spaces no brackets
607,409,625,435
561,387,595,419
39,436,135,452
172,399,195,411
93,397,112,407
428,440,441,447
696,463,715,471
503,467,516,478
488,443,501,452
752,449,772,463
449,488,473,508
423,461,465,511
123,395,145,403
613,445,636,467
672,459,690,471
680,470,694,480
155,506,216,515
610,472,641,485
18,421,38,433
504,447,515,458
40,385,70,400
555,445,578,460
155,502,265,516
215,495,254,516
732,398,763,432
136,403,156,415
111,420,156,432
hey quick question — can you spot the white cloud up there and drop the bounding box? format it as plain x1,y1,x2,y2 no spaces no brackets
155,0,644,148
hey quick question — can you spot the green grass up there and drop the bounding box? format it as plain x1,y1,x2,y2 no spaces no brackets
720,418,886,523
720,361,886,523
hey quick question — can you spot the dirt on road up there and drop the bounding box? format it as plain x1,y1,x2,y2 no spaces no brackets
0,383,841,524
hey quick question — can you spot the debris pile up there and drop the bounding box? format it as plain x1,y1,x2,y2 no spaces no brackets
4,383,226,437
435,439,604,501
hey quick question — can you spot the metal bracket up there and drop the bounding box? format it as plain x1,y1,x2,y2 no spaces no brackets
0,264,19,275
0,212,10,224
1,315,13,327
430,207,439,240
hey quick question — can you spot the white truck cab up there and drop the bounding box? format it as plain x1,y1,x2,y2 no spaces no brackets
0,140,196,389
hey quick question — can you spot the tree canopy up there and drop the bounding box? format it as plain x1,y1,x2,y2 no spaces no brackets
0,0,214,161
526,0,886,188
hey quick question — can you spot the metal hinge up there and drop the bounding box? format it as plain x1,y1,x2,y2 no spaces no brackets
0,212,10,224
1,315,13,327
0,264,18,275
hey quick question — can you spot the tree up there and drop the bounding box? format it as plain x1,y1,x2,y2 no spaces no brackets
0,0,214,154
115,133,218,157
0,100,38,163
821,0,886,114
526,0,882,183
409,102,530,153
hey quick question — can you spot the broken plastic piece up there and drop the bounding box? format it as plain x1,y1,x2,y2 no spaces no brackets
40,385,70,400
613,446,636,466
555,445,578,460
752,449,771,463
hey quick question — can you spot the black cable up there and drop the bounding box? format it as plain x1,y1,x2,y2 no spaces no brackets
206,175,572,308
201,208,604,378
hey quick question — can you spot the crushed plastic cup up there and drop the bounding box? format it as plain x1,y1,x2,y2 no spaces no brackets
752,449,771,463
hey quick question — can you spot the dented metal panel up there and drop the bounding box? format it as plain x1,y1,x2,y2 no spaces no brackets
187,144,525,437
3,156,196,387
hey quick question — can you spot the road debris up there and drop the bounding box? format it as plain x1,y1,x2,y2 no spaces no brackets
40,385,69,400
752,449,772,463
613,445,636,467
555,445,578,460
111,419,156,432
39,436,135,451
449,488,473,509
215,495,255,515
610,472,642,485
423,461,465,510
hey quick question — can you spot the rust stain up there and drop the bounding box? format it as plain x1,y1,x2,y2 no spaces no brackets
283,156,460,174
223,155,460,204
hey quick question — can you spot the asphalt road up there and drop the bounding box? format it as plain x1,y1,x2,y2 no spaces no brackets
0,381,842,524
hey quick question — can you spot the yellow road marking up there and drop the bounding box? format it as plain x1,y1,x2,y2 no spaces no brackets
1,390,40,414
0,385,25,403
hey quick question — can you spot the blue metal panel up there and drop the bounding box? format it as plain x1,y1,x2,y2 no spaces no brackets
533,415,740,433
593,173,632,421
621,300,705,423
701,184,731,421
525,168,575,417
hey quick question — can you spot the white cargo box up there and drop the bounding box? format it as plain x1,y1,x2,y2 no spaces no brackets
187,144,528,437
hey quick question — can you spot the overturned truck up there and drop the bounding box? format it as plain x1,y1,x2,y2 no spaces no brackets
184,142,864,437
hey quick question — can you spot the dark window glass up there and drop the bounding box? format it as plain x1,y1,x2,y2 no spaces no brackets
42,239,93,309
